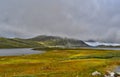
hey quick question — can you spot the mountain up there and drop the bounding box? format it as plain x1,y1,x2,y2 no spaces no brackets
1,35,120,49
86,40,96,42
28,35,89,48
28,35,62,41
0,35,89,48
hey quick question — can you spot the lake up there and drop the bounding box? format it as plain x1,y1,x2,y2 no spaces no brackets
82,47,120,50
0,48,120,56
0,48,43,56
91,48,120,50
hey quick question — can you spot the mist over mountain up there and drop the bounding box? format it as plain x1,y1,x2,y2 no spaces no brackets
29,35,89,47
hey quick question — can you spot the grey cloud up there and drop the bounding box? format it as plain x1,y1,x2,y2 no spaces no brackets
0,0,120,43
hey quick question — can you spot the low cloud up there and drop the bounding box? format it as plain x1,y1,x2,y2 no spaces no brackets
0,0,120,43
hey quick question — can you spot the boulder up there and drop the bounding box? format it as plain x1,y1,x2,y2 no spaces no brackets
92,71,101,76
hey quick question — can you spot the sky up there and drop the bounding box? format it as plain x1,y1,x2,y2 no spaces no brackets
0,0,120,43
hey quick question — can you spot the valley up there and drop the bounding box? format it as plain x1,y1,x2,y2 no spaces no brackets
0,35,120,77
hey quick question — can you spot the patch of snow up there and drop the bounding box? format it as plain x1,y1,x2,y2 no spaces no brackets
85,42,120,47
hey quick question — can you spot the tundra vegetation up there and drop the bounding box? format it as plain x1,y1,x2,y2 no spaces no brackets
0,48,120,77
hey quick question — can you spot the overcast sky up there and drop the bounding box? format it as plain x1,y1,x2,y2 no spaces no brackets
0,0,120,43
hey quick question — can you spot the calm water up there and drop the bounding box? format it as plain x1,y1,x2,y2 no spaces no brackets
0,48,119,56
95,48,120,50
85,47,120,50
0,48,43,56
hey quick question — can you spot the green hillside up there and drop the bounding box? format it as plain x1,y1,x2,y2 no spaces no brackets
0,35,89,48
0,37,43,48
29,35,89,47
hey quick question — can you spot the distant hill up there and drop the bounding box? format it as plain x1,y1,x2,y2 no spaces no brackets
1,35,120,49
28,35,89,48
86,40,96,42
29,35,62,41
0,35,89,48
0,37,43,48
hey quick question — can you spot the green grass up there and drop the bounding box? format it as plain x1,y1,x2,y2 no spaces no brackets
0,49,120,77
0,38,43,48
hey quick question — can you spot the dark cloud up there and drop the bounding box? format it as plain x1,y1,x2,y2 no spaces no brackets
0,0,120,43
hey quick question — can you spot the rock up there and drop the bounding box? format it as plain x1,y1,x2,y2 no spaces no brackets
114,66,120,77
114,73,120,77
104,71,115,77
92,71,101,76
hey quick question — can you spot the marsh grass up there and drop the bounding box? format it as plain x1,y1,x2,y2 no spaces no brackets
0,49,120,77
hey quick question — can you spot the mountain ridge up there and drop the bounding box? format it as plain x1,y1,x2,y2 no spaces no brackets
28,35,89,47
0,35,89,48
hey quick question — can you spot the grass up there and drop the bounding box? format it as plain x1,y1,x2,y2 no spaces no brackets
0,49,120,77
0,38,43,48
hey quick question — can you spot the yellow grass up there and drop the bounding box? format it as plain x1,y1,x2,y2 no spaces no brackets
0,49,120,77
